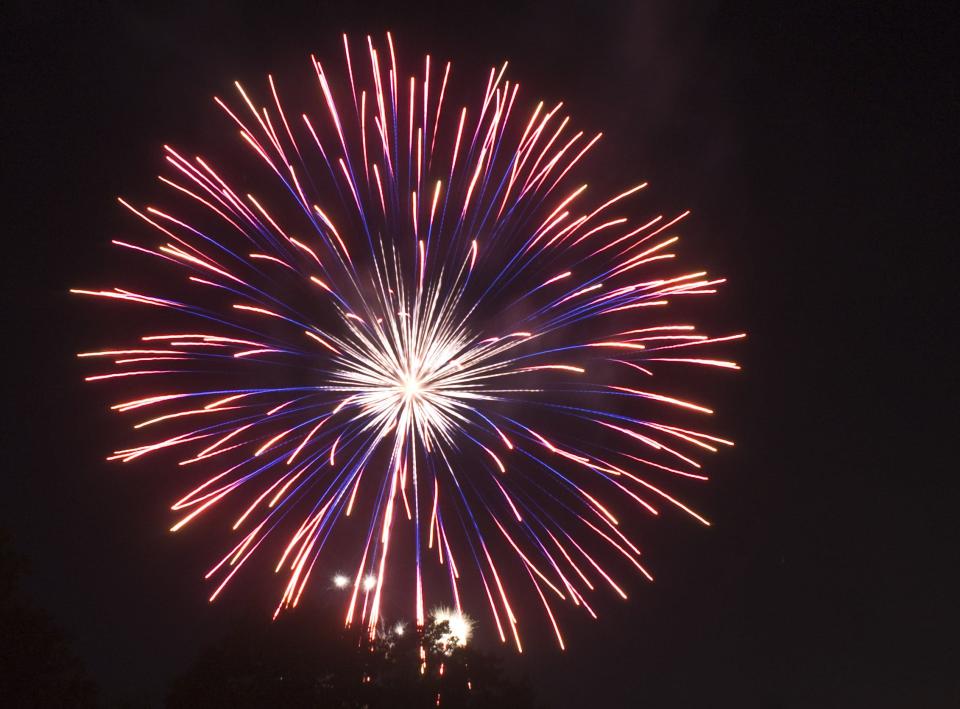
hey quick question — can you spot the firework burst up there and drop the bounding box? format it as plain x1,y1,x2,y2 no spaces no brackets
74,34,743,651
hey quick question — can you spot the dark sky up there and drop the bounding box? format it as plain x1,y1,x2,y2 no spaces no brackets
4,1,956,706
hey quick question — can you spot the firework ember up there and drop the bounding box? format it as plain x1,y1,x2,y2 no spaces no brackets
74,33,743,651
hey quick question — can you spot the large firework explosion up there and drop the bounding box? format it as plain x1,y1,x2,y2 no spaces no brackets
74,34,742,651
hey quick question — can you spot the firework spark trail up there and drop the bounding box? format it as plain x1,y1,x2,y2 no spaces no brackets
74,34,743,650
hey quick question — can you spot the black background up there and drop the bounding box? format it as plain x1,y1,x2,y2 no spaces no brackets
3,1,957,706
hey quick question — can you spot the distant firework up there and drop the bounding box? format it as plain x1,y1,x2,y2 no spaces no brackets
74,34,742,651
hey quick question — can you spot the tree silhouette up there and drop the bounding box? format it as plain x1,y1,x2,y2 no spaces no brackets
166,603,540,708
0,529,98,707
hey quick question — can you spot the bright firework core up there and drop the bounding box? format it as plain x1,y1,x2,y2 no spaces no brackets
403,375,421,399
329,281,486,453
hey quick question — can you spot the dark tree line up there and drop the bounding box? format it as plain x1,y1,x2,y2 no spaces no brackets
0,530,541,707
167,605,541,708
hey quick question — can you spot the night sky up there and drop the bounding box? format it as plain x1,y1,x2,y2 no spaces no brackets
4,2,956,706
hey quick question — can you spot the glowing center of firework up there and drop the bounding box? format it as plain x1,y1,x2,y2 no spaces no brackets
402,373,423,400
331,298,485,451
